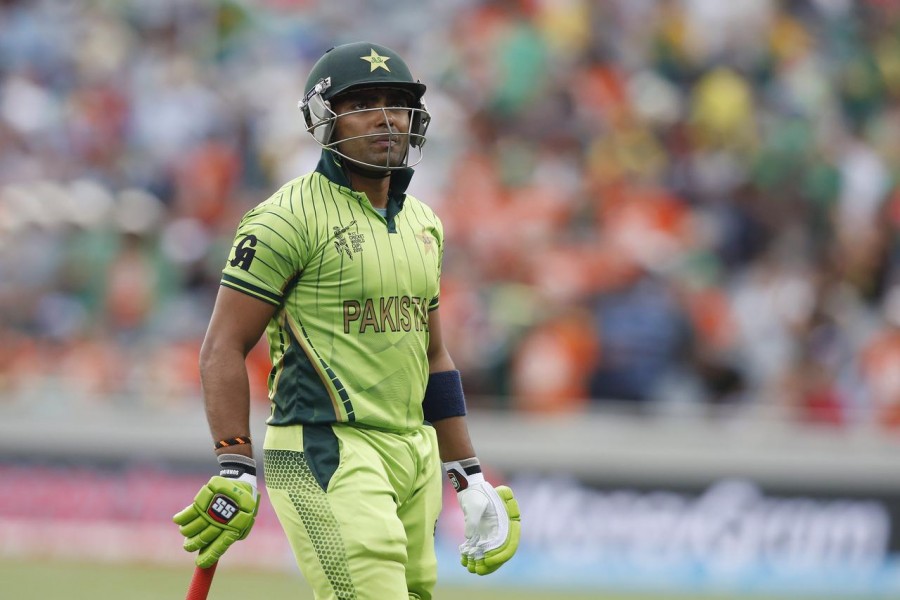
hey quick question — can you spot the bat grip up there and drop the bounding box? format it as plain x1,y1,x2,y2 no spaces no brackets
185,561,218,600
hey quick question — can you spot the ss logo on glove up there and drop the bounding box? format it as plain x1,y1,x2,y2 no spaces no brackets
447,469,468,491
207,495,238,523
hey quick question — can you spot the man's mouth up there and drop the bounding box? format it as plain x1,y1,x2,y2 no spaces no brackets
371,135,396,146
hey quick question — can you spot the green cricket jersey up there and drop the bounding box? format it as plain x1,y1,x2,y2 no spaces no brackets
221,152,442,432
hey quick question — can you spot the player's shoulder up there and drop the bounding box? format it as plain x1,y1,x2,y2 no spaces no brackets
402,193,441,223
257,173,316,209
242,173,319,220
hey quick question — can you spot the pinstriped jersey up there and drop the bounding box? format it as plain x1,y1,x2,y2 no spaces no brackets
221,153,442,432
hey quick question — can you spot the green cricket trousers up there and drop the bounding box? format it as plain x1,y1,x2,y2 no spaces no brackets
264,422,443,600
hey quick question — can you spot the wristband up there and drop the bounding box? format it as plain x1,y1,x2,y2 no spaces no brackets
443,457,483,492
422,370,467,422
214,435,252,450
218,453,258,490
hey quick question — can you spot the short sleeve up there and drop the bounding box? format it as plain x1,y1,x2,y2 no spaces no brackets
221,205,309,306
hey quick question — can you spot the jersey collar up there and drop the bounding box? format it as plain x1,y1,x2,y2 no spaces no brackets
315,150,414,210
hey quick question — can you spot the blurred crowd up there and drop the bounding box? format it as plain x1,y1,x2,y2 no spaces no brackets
4,0,900,428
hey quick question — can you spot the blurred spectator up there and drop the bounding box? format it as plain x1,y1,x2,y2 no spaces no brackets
510,306,599,413
860,286,900,429
587,267,697,405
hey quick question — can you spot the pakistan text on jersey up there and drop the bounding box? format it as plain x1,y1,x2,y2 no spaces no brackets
343,296,429,334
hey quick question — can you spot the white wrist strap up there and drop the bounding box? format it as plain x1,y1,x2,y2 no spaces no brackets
218,453,258,491
443,457,483,492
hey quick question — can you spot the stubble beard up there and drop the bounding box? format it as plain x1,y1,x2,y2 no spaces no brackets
339,135,409,172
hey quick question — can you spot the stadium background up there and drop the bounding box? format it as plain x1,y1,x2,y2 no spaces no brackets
3,0,900,598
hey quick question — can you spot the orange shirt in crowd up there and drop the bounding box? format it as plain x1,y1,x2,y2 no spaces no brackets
860,327,900,428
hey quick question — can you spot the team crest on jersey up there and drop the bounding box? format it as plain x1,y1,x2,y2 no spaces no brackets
416,231,435,255
333,220,365,259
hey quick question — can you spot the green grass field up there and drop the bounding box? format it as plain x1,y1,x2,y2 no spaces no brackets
0,559,596,600
1,558,860,600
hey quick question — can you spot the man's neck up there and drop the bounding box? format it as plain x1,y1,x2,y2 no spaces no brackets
315,151,412,210
345,166,390,208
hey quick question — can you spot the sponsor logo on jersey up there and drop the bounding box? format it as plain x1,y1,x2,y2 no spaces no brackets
207,494,239,524
230,235,257,271
343,296,429,333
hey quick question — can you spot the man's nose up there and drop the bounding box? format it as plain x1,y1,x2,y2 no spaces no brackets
376,107,402,129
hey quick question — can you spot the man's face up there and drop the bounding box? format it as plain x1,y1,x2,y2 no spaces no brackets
330,87,414,170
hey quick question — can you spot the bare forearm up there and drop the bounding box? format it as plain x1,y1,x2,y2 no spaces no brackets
425,309,476,461
433,416,476,462
200,346,253,458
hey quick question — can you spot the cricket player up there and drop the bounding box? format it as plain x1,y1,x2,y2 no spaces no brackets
173,41,520,600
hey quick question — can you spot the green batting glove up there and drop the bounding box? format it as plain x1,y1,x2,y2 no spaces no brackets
173,454,260,568
445,458,521,575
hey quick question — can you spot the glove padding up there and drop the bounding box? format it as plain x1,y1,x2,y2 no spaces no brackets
173,474,259,568
446,460,521,575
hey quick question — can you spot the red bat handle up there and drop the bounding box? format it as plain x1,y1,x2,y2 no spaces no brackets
185,562,218,600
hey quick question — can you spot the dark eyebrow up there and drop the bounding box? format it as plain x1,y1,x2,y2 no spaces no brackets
387,90,415,105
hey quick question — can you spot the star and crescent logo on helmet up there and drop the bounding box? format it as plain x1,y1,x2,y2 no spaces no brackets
360,49,391,72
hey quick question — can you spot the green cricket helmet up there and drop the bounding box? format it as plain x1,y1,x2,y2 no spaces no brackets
298,42,431,169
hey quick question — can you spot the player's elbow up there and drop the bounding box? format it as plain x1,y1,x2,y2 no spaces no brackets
198,337,216,376
199,334,245,378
